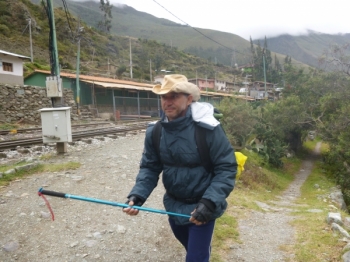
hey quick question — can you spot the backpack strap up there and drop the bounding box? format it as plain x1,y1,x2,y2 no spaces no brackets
152,121,162,161
195,125,213,173
151,121,213,173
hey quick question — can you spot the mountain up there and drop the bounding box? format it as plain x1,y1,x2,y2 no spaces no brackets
254,31,350,69
1,0,246,82
30,0,287,67
44,0,350,70
6,0,350,83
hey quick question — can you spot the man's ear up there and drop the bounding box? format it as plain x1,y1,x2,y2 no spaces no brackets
186,95,193,106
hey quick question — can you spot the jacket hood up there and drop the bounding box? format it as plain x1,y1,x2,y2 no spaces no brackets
191,102,220,127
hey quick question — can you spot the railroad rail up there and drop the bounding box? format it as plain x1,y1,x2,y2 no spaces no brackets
0,119,153,136
0,122,150,151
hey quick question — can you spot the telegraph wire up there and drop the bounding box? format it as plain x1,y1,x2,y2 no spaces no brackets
151,0,247,57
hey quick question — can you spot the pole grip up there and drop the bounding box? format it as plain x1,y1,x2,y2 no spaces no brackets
38,188,66,198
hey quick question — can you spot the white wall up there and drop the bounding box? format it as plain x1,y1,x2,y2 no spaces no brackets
0,54,24,76
215,79,226,91
0,54,25,85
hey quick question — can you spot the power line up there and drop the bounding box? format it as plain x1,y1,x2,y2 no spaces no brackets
152,0,246,57
61,0,74,35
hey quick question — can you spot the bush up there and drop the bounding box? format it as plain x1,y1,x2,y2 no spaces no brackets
0,24,10,37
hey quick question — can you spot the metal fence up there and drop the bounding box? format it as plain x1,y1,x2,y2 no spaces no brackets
113,96,160,120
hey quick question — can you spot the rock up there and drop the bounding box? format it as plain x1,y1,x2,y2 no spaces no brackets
329,188,347,210
0,152,7,158
82,138,92,144
85,240,97,247
343,243,350,251
343,251,350,262
70,241,79,248
327,212,342,225
331,223,350,238
40,211,51,219
15,164,32,172
4,169,16,175
117,225,126,234
93,232,102,238
2,241,19,252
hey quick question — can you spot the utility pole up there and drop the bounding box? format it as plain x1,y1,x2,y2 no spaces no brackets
41,0,71,154
149,59,152,82
245,75,252,102
206,74,208,101
27,19,33,63
129,37,133,79
262,49,267,99
76,18,83,115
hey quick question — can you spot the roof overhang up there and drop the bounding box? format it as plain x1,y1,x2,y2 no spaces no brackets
0,50,31,60
81,80,153,91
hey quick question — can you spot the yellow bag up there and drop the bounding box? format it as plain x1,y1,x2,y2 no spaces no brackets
235,152,248,180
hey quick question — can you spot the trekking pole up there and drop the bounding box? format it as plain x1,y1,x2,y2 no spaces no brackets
38,188,191,219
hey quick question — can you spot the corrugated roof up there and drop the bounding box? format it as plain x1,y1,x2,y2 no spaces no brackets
33,69,153,88
32,69,237,98
0,50,31,60
82,80,153,91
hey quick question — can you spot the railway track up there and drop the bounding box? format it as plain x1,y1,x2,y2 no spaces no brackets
0,119,152,136
0,122,150,151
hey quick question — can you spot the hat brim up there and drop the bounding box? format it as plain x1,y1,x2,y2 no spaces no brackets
152,84,172,95
152,80,201,101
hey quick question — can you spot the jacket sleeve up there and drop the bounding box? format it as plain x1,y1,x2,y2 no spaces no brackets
202,125,237,208
127,125,163,201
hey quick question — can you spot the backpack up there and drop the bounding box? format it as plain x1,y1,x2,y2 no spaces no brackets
152,105,226,173
152,121,212,173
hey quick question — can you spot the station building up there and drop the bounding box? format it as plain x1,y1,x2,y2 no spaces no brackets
25,70,238,119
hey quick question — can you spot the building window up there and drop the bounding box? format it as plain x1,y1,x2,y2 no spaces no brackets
3,62,13,72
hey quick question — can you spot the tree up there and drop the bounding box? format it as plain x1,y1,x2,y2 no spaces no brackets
98,0,113,33
217,97,258,148
116,65,126,78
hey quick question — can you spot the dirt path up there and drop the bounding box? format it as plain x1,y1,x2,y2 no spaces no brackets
228,142,321,261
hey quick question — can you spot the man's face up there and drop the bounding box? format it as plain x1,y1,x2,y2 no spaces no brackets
161,92,193,121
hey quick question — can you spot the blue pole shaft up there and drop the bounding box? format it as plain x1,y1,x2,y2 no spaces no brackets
66,194,190,218
38,188,190,218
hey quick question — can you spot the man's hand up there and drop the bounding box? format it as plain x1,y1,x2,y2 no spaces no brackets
189,199,215,226
122,195,144,216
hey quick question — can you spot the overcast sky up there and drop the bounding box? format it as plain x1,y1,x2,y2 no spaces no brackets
86,0,350,40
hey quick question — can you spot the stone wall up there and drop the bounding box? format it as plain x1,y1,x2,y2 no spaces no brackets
0,84,77,124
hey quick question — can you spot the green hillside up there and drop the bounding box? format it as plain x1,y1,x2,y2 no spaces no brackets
27,0,350,72
255,31,350,68
31,0,303,69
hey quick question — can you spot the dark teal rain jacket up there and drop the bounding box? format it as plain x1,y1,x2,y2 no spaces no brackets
128,106,237,225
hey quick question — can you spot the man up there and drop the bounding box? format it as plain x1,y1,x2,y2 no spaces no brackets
123,74,237,262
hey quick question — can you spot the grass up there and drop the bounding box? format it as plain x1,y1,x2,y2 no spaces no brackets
289,159,345,262
0,160,81,187
210,141,345,262
0,123,19,130
210,149,302,261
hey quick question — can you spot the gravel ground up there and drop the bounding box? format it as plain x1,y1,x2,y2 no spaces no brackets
0,129,319,262
0,131,185,262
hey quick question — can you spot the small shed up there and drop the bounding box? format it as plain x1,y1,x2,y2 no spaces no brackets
0,50,31,85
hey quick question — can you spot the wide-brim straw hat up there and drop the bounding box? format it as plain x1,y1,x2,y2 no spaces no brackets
152,74,200,101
